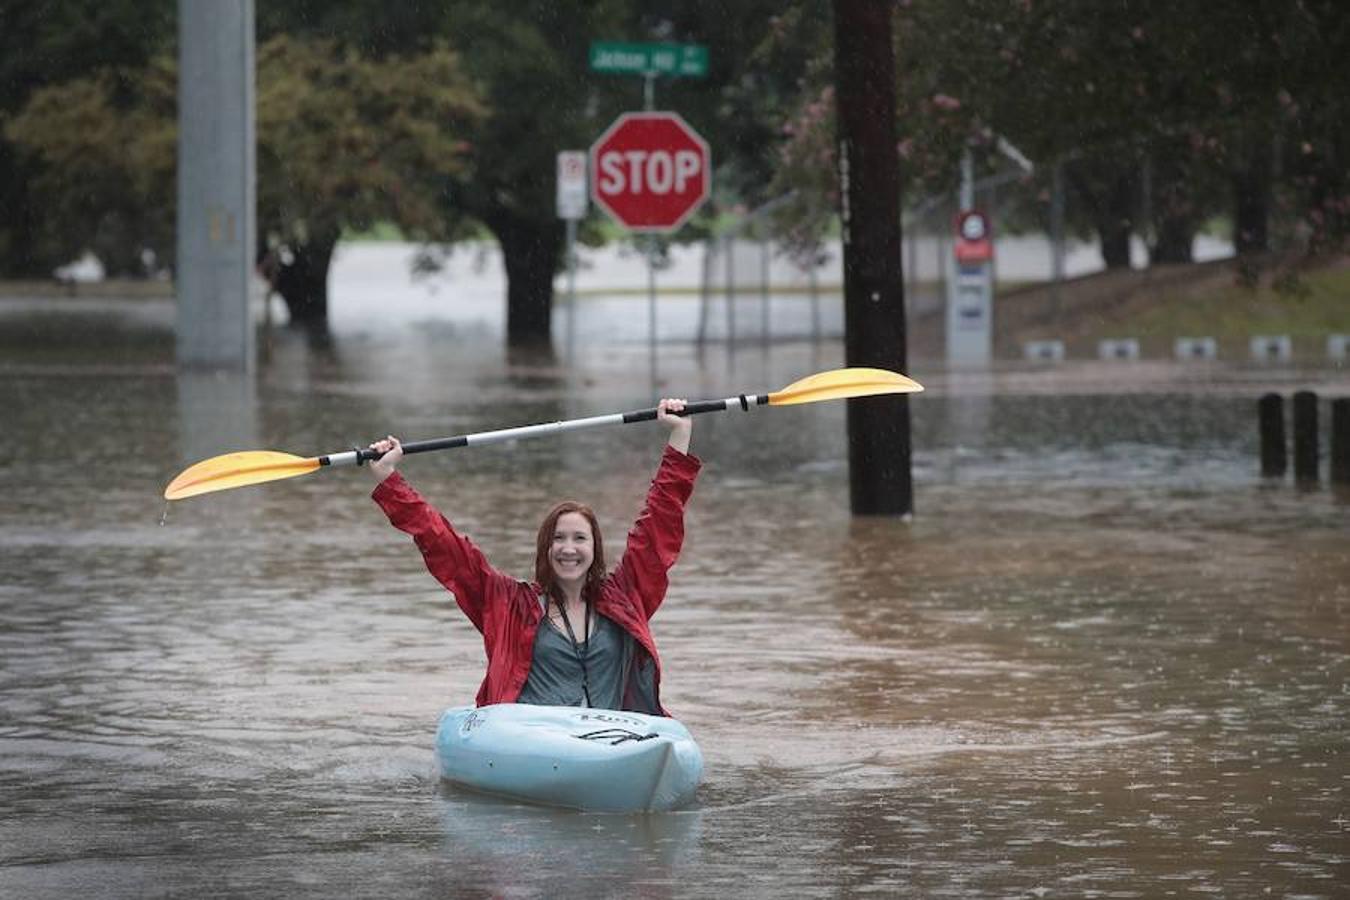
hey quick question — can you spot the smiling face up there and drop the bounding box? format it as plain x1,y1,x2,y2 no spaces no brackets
549,511,595,587
535,502,605,603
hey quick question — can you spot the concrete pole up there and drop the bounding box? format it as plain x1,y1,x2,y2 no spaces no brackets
176,0,256,372
643,76,657,386
1050,159,1066,320
760,235,770,349
960,149,975,212
565,217,578,361
904,213,917,307
725,234,735,347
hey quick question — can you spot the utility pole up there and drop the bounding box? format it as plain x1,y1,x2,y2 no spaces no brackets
176,0,255,372
834,0,913,516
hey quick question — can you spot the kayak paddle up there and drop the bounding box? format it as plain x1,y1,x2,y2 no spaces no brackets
163,366,923,500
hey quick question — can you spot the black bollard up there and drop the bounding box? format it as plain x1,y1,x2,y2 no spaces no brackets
1292,391,1319,483
1331,398,1350,485
1258,393,1287,477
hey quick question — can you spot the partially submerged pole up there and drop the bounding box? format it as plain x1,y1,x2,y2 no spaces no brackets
1292,391,1319,483
1258,393,1287,477
1330,398,1350,485
834,0,912,516
176,0,256,372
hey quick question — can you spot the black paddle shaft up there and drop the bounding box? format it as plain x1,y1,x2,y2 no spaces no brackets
352,395,767,463
620,396,762,423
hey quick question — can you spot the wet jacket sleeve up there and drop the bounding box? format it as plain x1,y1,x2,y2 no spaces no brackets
371,471,514,633
609,445,702,620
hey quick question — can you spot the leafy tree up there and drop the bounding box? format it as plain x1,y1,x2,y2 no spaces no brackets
263,0,802,347
5,60,176,276
427,0,804,346
432,2,636,347
258,2,637,346
0,0,174,276
6,0,827,344
6,35,481,326
756,0,1349,272
254,36,482,324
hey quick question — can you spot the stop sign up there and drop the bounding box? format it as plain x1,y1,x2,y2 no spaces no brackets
589,112,711,232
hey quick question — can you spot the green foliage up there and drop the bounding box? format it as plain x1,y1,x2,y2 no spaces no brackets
0,0,175,275
5,34,482,279
5,0,1344,327
255,35,483,250
5,61,176,275
757,0,1349,264
0,0,174,110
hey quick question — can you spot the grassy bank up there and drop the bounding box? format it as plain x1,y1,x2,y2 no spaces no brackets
1122,264,1350,338
984,257,1350,358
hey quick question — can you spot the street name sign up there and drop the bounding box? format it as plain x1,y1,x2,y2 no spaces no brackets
589,42,709,78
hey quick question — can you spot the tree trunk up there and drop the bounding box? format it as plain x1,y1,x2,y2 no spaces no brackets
1098,172,1136,268
1152,215,1196,264
1149,143,1198,264
0,170,62,278
268,232,338,328
1097,217,1132,269
1232,135,1271,256
1066,161,1136,270
491,214,562,348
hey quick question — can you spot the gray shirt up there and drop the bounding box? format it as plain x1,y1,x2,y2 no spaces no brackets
517,607,634,709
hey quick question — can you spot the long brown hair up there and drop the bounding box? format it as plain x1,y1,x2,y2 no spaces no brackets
535,501,606,606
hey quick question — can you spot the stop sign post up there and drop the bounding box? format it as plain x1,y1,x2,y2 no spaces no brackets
590,112,710,233
589,111,711,385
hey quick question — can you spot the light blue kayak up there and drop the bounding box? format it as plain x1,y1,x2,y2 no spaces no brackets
435,704,703,812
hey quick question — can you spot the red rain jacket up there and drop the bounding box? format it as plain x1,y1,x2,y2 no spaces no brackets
372,445,701,714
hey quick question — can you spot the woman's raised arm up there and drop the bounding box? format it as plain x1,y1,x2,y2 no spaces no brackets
656,398,692,454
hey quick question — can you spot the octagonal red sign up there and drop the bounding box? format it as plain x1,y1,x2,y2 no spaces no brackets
589,111,711,232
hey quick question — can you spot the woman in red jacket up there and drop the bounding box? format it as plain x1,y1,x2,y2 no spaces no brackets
367,399,699,716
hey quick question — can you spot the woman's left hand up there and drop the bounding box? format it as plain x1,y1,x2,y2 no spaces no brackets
657,398,692,454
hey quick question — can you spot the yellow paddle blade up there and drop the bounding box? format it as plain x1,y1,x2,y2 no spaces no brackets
164,450,321,500
767,367,924,406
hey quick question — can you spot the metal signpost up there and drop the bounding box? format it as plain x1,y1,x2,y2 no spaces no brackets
946,207,995,365
943,141,1032,367
946,151,994,365
587,41,710,383
589,112,710,383
556,150,588,361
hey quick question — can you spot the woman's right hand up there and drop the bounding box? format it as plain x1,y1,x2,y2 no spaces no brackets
656,398,692,454
368,435,403,483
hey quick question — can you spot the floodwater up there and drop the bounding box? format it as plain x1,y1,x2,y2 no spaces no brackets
1,262,1347,898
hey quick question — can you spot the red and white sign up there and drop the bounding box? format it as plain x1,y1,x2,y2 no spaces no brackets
589,112,710,232
954,209,993,264
556,150,588,220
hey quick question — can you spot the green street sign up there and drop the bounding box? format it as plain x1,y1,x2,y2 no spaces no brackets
589,42,708,78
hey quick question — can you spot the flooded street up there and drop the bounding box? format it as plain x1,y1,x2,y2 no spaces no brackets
1,262,1347,898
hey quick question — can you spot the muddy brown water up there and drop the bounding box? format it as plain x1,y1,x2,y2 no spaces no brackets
1,299,1347,898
